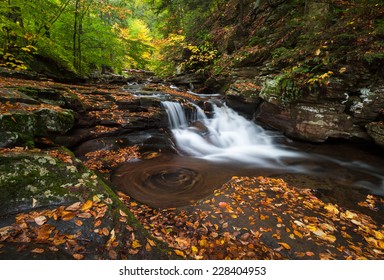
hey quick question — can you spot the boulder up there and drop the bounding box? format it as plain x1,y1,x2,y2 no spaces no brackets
0,148,174,260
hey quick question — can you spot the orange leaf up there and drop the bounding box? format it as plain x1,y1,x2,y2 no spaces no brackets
81,200,93,211
62,212,77,221
73,253,84,260
174,249,185,257
278,242,291,250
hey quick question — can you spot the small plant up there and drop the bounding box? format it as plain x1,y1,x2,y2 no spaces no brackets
0,44,37,71
274,65,333,103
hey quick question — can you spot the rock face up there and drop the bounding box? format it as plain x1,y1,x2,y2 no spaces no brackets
366,122,384,147
221,73,384,144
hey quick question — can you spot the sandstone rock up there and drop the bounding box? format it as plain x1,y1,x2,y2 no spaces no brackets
255,101,368,142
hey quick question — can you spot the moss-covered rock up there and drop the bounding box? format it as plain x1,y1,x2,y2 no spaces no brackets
0,148,175,260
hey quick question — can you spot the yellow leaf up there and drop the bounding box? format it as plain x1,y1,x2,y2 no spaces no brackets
92,195,101,203
198,239,207,247
81,200,93,211
132,240,142,249
372,230,384,240
145,242,152,252
191,246,198,254
324,204,339,215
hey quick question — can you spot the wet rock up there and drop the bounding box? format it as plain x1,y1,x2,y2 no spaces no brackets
0,104,75,148
225,78,262,117
255,101,368,142
366,122,384,147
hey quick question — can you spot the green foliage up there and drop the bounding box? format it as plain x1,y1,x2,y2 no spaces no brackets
274,66,333,103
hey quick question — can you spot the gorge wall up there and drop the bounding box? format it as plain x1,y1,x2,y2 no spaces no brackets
197,0,384,145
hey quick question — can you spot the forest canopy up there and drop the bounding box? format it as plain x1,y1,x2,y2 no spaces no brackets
1,0,383,78
0,0,222,77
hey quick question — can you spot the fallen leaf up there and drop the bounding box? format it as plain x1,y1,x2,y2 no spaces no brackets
73,253,84,260
132,240,142,249
278,242,291,250
146,238,156,247
81,200,93,211
119,209,128,217
109,250,117,259
31,248,44,254
34,216,47,226
62,212,77,221
174,249,185,257
66,202,81,211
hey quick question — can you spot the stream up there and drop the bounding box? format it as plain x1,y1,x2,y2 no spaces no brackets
112,86,384,208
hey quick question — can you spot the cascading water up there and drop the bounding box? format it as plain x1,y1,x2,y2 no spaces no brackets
162,101,304,168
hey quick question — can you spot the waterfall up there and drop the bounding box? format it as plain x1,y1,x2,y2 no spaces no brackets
161,101,302,166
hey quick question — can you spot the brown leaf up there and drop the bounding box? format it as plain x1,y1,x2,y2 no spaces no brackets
31,248,45,254
119,209,128,217
77,212,92,219
146,238,156,247
75,220,83,226
65,202,81,211
109,250,117,259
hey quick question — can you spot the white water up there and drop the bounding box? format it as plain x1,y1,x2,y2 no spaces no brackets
162,101,304,168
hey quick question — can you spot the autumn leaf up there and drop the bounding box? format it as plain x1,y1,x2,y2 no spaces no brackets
61,211,77,221
324,204,339,215
34,216,47,226
174,249,185,257
81,200,93,211
31,248,45,254
132,240,142,249
66,202,81,211
119,209,128,217
278,242,291,250
73,253,84,260
146,238,156,247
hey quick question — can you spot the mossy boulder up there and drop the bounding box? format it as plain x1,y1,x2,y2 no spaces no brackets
0,149,174,260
